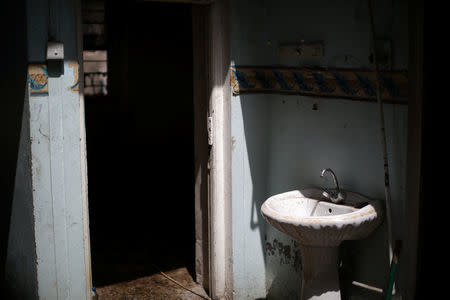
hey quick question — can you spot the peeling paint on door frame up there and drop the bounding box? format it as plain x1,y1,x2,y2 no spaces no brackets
77,1,233,299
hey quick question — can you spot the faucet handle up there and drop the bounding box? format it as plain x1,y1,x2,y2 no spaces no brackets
322,189,346,203
322,189,331,199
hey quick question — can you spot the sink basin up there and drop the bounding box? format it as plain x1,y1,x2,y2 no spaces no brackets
261,188,383,300
261,188,383,247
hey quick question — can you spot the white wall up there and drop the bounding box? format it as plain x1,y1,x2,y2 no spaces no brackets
232,94,270,299
6,0,89,299
231,0,408,299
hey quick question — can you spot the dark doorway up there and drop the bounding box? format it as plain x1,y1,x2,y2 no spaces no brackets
82,0,195,288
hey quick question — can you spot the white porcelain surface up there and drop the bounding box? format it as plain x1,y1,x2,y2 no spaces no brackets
261,188,383,299
261,188,383,247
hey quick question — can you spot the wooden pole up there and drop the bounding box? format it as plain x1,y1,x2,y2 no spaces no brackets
368,0,395,288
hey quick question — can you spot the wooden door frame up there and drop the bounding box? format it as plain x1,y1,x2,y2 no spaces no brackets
76,0,92,298
190,1,233,298
198,2,232,299
77,0,233,299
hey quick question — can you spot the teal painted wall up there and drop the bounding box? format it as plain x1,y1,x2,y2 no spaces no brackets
6,0,89,299
231,0,408,299
5,92,38,299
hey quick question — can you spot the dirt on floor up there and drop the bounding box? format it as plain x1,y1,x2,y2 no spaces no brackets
96,267,209,300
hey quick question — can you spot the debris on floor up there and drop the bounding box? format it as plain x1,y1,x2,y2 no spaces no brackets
96,267,209,300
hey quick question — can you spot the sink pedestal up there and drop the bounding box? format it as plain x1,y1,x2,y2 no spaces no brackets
261,189,383,299
300,245,341,300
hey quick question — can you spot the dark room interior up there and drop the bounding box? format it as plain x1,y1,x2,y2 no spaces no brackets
83,0,195,288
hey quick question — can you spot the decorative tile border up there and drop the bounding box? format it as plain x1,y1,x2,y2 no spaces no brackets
28,64,49,97
231,66,408,104
67,61,80,93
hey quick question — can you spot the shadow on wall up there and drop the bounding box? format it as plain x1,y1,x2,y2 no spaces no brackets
239,94,402,299
239,94,304,299
240,93,305,299
239,94,269,263
0,0,27,295
234,0,408,297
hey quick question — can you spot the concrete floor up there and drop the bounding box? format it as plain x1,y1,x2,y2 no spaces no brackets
96,267,209,300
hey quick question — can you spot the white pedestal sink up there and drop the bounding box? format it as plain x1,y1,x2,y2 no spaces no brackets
261,188,383,300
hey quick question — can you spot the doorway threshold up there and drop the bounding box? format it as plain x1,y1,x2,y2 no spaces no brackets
95,267,209,299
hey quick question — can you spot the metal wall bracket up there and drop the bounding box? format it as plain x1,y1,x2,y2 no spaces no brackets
46,41,64,77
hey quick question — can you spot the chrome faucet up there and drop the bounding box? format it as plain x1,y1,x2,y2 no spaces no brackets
320,168,346,203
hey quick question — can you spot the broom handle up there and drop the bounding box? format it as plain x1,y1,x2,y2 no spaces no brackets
368,0,394,268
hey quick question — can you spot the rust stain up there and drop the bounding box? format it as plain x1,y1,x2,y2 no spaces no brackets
341,208,376,221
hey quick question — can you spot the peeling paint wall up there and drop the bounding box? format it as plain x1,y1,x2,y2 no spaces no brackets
5,0,89,299
231,0,408,299
265,237,301,299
